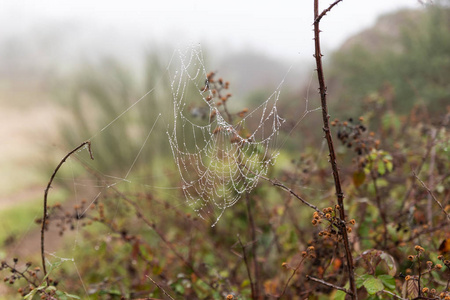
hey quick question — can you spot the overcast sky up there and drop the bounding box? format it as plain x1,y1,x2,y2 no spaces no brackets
1,0,424,62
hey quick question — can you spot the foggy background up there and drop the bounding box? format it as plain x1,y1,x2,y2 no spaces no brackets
0,0,426,224
1,0,421,72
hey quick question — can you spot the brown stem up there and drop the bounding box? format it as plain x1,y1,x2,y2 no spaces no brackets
238,235,256,299
313,0,357,298
41,141,93,281
369,166,388,248
426,128,437,226
245,194,260,299
417,256,422,297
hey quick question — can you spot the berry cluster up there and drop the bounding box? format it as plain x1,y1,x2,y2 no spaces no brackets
311,206,356,241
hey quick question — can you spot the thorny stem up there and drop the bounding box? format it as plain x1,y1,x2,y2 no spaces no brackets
313,0,357,298
41,141,93,281
314,0,343,24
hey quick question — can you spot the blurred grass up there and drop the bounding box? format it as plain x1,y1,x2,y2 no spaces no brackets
0,189,67,254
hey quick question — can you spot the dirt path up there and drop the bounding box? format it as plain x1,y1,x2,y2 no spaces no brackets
0,100,63,198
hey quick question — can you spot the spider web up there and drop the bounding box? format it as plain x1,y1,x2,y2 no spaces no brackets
5,43,327,299
167,46,285,226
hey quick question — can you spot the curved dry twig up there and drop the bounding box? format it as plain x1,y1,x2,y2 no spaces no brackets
41,141,94,280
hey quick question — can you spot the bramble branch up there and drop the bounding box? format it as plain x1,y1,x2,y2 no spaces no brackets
313,0,357,298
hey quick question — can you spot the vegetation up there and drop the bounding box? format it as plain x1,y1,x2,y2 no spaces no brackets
329,2,450,116
1,2,449,300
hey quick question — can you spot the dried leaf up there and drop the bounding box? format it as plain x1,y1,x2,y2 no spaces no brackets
353,170,366,187
439,238,450,254
402,276,418,299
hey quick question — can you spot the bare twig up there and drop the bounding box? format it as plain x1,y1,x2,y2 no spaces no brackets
380,289,407,300
258,173,322,213
237,235,256,299
41,141,93,280
312,0,356,298
278,256,306,298
414,171,450,222
146,276,175,300
401,112,449,211
306,275,351,294
417,255,422,297
426,127,437,226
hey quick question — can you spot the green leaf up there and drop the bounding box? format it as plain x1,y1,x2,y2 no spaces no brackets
356,274,371,288
241,279,250,288
363,277,384,295
378,160,386,175
385,161,393,173
24,289,37,300
378,274,396,290
174,283,185,294
334,290,346,300
376,178,388,187
46,286,57,292
55,290,80,300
